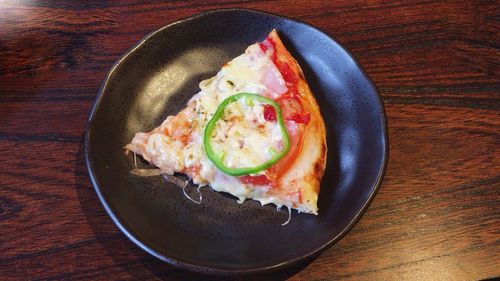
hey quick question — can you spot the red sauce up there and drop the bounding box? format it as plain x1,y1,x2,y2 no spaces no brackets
258,42,267,52
259,38,277,61
276,60,298,85
240,174,272,186
244,35,310,191
288,113,310,124
262,37,308,125
263,104,276,121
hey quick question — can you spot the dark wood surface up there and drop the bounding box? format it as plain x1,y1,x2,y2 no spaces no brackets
1,1,499,280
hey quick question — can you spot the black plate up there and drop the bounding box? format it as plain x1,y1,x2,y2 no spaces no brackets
85,9,388,275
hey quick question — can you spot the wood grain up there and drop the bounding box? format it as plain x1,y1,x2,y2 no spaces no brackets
1,0,499,280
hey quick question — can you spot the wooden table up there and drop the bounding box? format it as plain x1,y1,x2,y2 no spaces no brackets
1,1,499,280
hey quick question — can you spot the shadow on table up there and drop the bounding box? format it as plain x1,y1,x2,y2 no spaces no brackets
75,139,315,280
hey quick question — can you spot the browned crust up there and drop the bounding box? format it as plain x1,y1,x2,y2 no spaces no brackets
269,30,328,214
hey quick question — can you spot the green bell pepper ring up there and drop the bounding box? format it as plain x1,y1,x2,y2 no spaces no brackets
203,93,290,176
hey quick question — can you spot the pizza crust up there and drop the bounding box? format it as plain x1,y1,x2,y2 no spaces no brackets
269,30,327,214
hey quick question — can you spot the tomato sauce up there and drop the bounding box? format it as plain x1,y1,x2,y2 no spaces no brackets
255,36,310,199
240,174,272,186
263,104,276,121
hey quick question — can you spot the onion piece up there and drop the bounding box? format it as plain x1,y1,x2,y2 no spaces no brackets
129,168,164,177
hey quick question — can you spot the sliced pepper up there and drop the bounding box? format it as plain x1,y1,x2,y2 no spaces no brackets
203,93,290,176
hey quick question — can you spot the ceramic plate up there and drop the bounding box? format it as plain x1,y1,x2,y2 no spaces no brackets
85,8,388,275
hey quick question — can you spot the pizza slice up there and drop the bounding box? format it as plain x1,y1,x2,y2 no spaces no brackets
126,30,327,215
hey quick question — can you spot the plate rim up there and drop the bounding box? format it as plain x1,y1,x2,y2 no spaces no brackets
84,7,389,275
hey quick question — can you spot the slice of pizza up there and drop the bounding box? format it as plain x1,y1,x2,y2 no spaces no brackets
126,30,327,214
